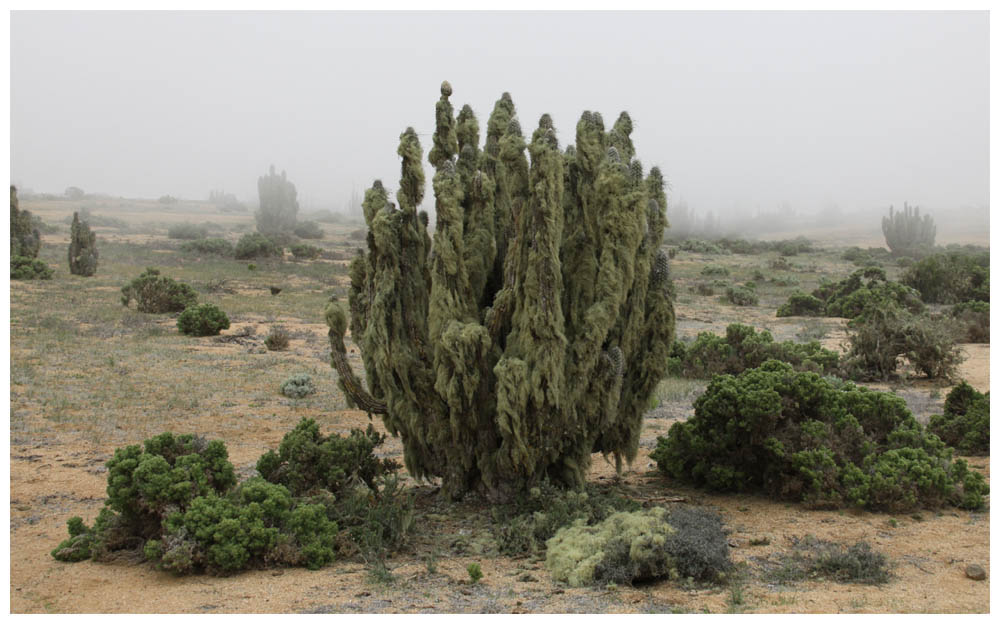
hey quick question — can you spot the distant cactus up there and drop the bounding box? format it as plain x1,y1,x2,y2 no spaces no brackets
256,165,299,235
10,185,41,259
327,82,676,500
68,212,98,276
881,202,935,257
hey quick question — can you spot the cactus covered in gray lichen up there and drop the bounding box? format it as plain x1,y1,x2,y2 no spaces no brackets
68,212,98,276
881,202,936,257
10,185,41,260
327,82,676,500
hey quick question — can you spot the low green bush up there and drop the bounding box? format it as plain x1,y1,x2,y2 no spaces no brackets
121,268,198,313
52,419,411,576
234,232,281,260
927,382,989,455
280,373,316,399
11,256,53,280
167,223,208,240
951,301,989,343
290,243,322,260
726,285,758,306
680,239,729,255
768,536,890,585
293,220,324,239
180,238,234,256
701,264,729,277
177,303,230,336
650,360,987,512
841,246,891,267
901,251,989,304
667,324,840,379
776,292,825,317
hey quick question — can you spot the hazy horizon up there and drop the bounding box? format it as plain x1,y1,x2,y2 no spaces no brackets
10,11,990,219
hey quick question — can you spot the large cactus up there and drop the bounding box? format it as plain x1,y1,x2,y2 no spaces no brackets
68,212,98,276
882,202,936,257
255,165,299,235
327,82,676,500
10,185,40,259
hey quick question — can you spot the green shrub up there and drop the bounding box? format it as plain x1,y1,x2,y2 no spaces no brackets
691,282,715,296
842,246,891,267
951,301,989,343
842,304,963,381
121,268,198,313
769,256,792,271
264,326,290,351
680,239,729,255
927,382,989,455
902,251,989,304
167,223,209,240
491,482,640,556
770,536,890,585
11,256,53,280
667,324,839,379
235,232,281,260
545,506,731,587
290,243,322,260
776,292,825,317
701,264,729,277
466,562,483,584
180,238,234,256
650,360,987,512
177,303,230,337
53,421,412,575
725,285,758,306
256,418,400,496
280,373,316,399
293,220,324,239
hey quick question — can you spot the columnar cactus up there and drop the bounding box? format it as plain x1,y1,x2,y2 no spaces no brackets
881,202,936,257
255,165,299,235
10,185,41,259
68,212,98,276
328,82,676,500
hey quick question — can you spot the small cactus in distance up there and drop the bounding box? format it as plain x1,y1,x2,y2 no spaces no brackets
881,202,935,257
68,212,99,276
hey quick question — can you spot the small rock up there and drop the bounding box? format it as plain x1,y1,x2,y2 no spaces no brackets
271,571,284,577
728,540,740,548
965,564,986,581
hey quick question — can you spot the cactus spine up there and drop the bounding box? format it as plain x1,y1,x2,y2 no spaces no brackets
328,82,676,500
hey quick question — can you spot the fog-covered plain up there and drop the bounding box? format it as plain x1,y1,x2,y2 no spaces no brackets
10,11,988,226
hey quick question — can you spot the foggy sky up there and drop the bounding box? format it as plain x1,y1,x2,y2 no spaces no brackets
10,11,989,217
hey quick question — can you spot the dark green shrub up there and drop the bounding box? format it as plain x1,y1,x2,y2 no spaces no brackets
726,285,758,306
177,303,230,337
256,418,400,496
11,256,53,280
776,292,825,317
769,256,792,271
53,421,413,575
121,268,198,313
927,382,989,455
280,373,316,399
167,223,209,240
290,243,322,260
951,301,989,343
68,212,98,276
651,360,987,512
842,246,891,267
264,326,290,351
180,238,234,256
234,232,281,260
680,239,729,255
701,264,729,277
293,220,324,239
667,324,839,379
467,563,483,584
902,251,989,304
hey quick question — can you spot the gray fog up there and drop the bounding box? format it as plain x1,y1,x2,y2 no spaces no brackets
10,11,989,220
